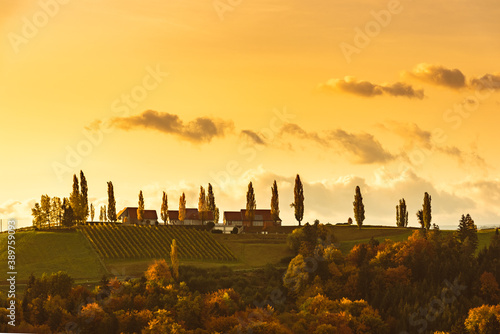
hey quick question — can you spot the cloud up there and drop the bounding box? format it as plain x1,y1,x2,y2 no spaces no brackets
277,123,394,164
470,73,500,91
109,110,234,143
405,63,466,89
328,129,395,164
241,130,266,145
318,76,424,99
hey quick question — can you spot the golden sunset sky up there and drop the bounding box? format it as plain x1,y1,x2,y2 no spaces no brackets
1,0,500,228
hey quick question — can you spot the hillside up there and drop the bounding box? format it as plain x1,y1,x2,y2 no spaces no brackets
0,230,106,284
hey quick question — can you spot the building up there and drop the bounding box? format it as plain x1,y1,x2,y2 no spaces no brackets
167,208,214,225
117,207,158,225
223,209,281,228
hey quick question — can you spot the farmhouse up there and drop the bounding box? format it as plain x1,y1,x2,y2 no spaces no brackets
117,207,158,225
167,208,214,225
223,209,281,228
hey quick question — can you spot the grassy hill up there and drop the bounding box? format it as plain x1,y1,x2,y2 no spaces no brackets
0,230,107,288
1,225,496,293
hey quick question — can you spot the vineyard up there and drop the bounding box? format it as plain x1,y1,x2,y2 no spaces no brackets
79,224,237,261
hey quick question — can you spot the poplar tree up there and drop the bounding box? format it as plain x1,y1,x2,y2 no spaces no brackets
69,174,81,223
138,190,144,223
290,174,304,226
179,193,186,224
271,180,280,224
161,191,169,224
198,186,207,224
170,239,179,281
423,192,432,230
80,170,89,223
90,203,95,222
207,183,216,222
353,186,365,228
396,198,408,227
246,181,256,225
107,182,116,222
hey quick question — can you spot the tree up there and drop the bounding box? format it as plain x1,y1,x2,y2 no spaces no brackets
396,198,408,227
198,186,208,225
137,190,144,223
107,181,116,222
69,174,81,224
416,209,424,229
353,186,365,228
271,180,280,224
171,239,179,281
41,194,51,228
90,203,95,222
161,191,168,224
50,197,63,227
179,193,186,224
80,170,89,223
32,203,44,228
422,192,432,230
61,198,75,227
246,181,256,225
456,213,478,251
207,183,216,218
347,217,353,225
99,205,107,222
214,207,220,224
290,174,304,226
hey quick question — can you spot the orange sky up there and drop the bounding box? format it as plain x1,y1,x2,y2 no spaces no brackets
1,0,500,228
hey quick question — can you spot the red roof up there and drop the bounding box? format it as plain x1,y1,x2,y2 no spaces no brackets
117,207,158,220
224,209,281,222
168,208,214,221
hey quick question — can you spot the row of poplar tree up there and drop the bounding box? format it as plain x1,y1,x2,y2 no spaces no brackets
31,171,433,228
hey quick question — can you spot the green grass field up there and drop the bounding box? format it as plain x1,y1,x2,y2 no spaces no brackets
0,230,107,293
1,226,496,294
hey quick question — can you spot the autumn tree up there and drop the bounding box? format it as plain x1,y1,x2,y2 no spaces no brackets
80,170,89,223
161,191,168,224
198,186,208,224
396,198,408,227
422,192,432,230
145,259,172,285
138,190,144,223
107,181,116,222
271,180,280,224
290,174,304,226
353,186,365,228
90,203,95,222
246,181,256,225
179,193,186,223
171,239,179,281
214,207,220,224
